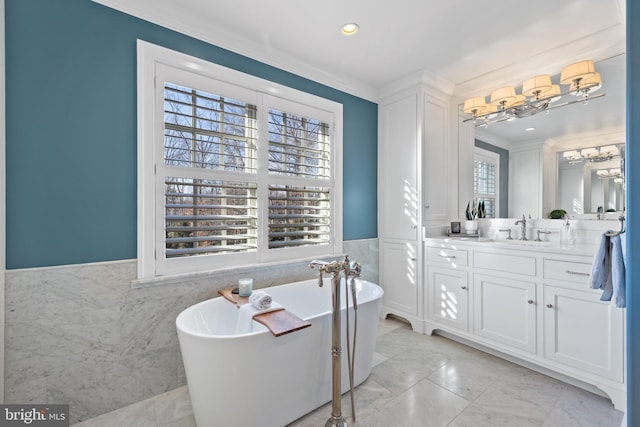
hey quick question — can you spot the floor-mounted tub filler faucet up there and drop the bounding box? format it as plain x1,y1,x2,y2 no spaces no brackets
310,255,361,427
515,215,527,240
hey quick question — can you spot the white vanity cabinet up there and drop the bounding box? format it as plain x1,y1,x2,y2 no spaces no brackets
472,250,538,354
378,82,451,333
543,285,624,382
425,246,470,332
473,273,537,353
541,255,625,387
422,239,626,411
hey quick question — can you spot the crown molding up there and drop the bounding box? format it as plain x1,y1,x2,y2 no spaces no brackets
545,127,625,150
453,23,625,98
93,0,380,102
378,69,454,101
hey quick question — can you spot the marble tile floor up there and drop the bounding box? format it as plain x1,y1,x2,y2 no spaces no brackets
73,316,624,427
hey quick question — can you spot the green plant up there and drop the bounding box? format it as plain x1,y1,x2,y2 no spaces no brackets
466,199,485,220
549,209,567,219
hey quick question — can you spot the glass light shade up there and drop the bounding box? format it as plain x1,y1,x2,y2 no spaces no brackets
490,86,516,106
522,75,553,97
560,60,596,85
563,150,581,160
572,71,602,93
581,147,600,158
544,84,562,103
463,96,488,115
599,145,619,156
596,169,609,177
506,94,526,108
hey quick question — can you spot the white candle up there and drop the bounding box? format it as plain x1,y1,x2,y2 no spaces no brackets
238,278,253,297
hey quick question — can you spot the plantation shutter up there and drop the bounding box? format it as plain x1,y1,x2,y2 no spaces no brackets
474,157,497,218
162,82,258,258
267,109,331,249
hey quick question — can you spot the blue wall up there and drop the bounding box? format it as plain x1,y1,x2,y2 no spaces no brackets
5,0,378,269
627,1,639,424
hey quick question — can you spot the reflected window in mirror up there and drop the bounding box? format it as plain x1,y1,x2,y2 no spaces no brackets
557,143,625,214
474,147,499,218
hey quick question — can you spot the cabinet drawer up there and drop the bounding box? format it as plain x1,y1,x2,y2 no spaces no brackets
544,259,591,285
426,246,468,266
473,251,536,276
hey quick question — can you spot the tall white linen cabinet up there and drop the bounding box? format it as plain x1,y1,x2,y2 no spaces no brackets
378,80,453,332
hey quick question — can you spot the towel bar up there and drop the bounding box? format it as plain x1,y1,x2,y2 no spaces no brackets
605,214,625,237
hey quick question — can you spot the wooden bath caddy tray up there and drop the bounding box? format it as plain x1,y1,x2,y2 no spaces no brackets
218,288,311,337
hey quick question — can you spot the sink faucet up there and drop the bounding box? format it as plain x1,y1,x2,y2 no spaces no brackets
498,228,513,240
535,230,552,242
515,215,527,240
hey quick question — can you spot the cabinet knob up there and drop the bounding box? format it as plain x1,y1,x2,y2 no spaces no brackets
410,258,416,261
411,225,418,229
527,300,534,304
546,304,553,308
425,205,430,209
461,286,467,290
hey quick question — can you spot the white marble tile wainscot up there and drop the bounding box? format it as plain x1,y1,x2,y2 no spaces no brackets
4,238,378,424
421,237,626,412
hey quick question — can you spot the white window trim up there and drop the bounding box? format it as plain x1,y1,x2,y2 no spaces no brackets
137,40,343,280
474,147,500,217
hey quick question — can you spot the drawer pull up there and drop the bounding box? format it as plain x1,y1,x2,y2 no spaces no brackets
566,270,590,277
527,300,534,304
438,254,457,259
546,304,553,308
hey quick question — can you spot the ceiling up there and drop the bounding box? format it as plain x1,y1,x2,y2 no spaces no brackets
95,0,626,142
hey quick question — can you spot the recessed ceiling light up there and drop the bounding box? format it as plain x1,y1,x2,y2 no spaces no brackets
341,23,359,36
525,127,535,132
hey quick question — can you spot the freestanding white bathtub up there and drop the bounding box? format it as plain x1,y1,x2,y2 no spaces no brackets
176,277,383,427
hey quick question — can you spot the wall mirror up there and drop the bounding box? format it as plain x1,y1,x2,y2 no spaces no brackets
461,54,626,218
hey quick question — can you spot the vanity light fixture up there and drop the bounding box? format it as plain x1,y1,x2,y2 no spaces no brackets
463,59,605,126
341,23,359,35
596,168,622,178
581,147,600,159
561,144,623,164
562,150,583,164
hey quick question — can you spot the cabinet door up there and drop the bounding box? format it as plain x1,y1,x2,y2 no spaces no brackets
543,285,624,382
427,266,468,331
423,94,448,222
379,95,419,240
381,241,419,316
473,274,537,353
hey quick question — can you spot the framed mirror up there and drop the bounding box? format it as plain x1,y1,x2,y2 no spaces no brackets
461,54,626,218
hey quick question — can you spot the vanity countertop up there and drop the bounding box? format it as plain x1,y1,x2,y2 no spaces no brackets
425,235,598,257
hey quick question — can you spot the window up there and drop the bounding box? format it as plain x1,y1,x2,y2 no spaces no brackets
137,41,342,279
473,147,500,218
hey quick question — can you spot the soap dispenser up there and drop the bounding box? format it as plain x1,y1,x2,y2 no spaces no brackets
560,215,573,247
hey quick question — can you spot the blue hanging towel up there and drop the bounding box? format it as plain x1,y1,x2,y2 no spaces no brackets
590,232,626,308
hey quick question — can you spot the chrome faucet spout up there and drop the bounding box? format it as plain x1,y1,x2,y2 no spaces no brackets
514,214,527,240
309,260,329,269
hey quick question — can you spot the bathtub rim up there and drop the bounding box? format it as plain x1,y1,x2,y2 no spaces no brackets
176,278,383,340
